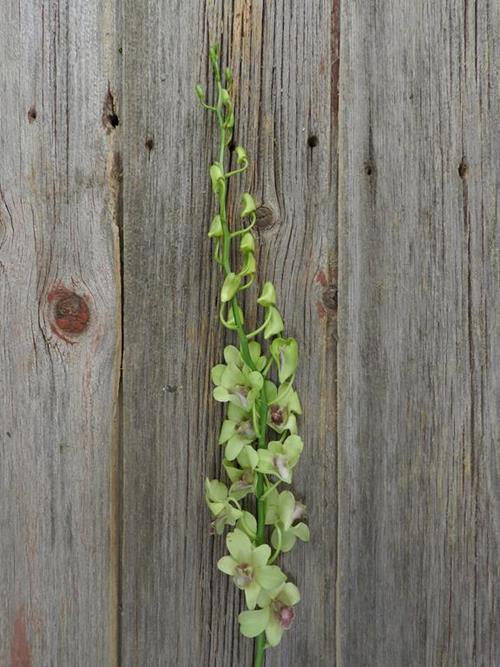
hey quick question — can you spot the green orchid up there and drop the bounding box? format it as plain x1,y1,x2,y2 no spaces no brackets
238,582,300,647
266,380,302,434
199,48,308,663
256,435,303,483
218,529,286,609
265,489,310,552
270,337,298,383
205,479,242,535
212,361,263,411
218,402,257,460
223,456,258,501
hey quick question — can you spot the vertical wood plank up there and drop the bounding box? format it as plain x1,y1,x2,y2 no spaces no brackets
121,1,338,664
337,0,500,664
0,1,121,664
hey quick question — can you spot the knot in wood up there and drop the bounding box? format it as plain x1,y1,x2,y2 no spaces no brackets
53,292,90,334
322,285,338,312
255,205,278,232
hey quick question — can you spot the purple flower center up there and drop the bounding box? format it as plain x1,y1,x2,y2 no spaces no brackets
270,405,287,426
272,601,295,629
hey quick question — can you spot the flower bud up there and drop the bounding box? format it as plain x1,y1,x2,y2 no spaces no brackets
240,232,255,253
195,84,205,100
210,164,225,193
240,253,256,277
264,307,284,339
240,193,256,217
208,214,223,238
221,88,231,106
235,146,248,165
221,272,241,302
227,303,245,328
257,282,276,307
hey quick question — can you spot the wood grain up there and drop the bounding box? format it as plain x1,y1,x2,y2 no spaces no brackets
121,1,338,665
337,0,500,664
0,1,121,664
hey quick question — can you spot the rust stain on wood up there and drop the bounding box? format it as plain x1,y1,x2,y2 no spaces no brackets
10,607,32,667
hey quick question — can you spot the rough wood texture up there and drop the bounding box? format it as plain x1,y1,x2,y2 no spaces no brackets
337,0,500,665
0,1,121,664
121,1,338,665
3,0,499,665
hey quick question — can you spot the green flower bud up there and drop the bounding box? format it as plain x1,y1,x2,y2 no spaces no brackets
264,307,284,339
227,303,245,328
225,68,233,84
235,145,248,164
208,214,223,238
210,164,225,193
240,232,255,253
270,337,298,382
257,282,276,307
209,44,219,66
221,88,231,106
195,84,205,100
241,193,256,217
240,253,256,277
221,272,241,302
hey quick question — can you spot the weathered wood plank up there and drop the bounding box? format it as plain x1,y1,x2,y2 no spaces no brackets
121,1,338,664
0,1,121,664
337,0,500,664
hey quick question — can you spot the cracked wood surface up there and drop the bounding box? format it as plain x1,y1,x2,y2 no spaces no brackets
2,0,499,665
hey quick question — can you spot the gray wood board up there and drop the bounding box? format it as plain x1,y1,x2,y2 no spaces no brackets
0,0,121,664
337,0,500,665
121,1,338,665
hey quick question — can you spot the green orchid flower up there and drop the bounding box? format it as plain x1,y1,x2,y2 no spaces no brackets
238,582,300,647
205,479,242,535
223,455,258,501
265,380,302,434
212,362,263,411
256,435,303,483
217,529,286,609
218,402,257,460
270,337,299,383
265,489,310,552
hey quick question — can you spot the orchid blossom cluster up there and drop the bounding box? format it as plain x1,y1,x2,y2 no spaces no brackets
197,45,309,666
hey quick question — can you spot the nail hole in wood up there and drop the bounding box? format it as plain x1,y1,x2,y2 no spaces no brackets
28,106,37,123
364,160,374,176
307,135,319,148
108,113,119,128
458,158,468,180
145,138,154,151
102,86,119,132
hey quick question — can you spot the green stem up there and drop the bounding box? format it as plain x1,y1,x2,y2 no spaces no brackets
214,75,268,667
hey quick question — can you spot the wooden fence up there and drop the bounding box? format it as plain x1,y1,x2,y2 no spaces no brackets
1,1,498,665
